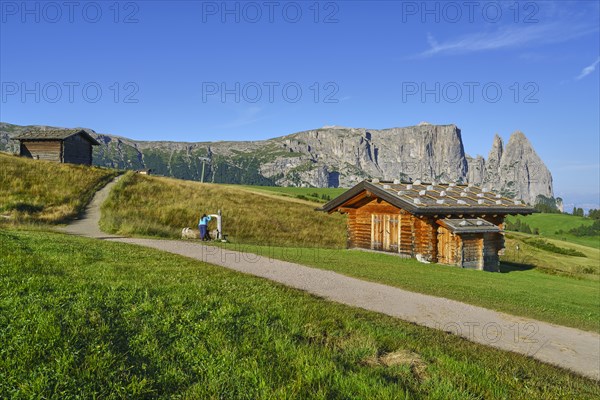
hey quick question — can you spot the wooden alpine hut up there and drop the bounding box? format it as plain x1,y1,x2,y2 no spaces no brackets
319,179,535,271
14,128,100,166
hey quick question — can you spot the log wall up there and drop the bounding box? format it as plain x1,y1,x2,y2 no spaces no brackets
482,232,504,271
20,140,61,162
399,210,413,256
343,199,507,270
460,234,484,269
413,216,438,262
63,135,93,165
346,201,439,261
347,200,400,251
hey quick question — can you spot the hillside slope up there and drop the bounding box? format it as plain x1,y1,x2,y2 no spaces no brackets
0,152,118,223
100,172,347,248
1,122,554,204
507,213,599,249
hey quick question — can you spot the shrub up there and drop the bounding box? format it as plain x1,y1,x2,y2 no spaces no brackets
524,238,587,257
569,220,600,237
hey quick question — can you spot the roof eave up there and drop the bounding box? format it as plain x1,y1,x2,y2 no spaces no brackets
319,180,537,216
453,228,502,234
13,129,100,146
319,181,370,212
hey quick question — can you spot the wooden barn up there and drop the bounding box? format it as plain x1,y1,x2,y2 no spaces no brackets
320,179,535,271
14,129,100,166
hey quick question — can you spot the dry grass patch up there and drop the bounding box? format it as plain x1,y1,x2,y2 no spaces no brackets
100,172,347,247
0,152,118,224
363,350,429,381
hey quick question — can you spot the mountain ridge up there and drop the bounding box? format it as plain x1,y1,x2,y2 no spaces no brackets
0,122,554,204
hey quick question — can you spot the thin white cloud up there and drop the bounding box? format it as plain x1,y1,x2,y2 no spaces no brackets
418,22,597,58
576,57,600,80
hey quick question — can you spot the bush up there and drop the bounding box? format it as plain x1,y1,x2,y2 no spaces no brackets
505,218,532,234
534,195,560,213
524,238,587,257
588,209,600,219
569,220,600,237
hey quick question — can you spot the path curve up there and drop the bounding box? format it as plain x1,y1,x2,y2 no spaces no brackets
61,175,123,238
62,177,600,380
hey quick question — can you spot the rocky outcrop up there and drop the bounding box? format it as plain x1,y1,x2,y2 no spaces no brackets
496,132,554,204
275,124,468,187
0,122,554,204
467,132,553,204
466,155,485,184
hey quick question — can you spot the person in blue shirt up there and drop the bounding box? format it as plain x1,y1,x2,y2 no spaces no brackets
198,214,212,241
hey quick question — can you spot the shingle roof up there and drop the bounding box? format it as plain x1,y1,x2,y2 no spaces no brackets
438,218,501,234
320,179,535,215
13,129,100,145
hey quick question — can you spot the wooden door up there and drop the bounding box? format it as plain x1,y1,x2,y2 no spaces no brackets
371,214,383,250
460,235,484,269
385,215,399,252
437,229,447,264
371,214,399,252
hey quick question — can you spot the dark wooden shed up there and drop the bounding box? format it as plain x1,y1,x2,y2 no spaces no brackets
14,129,100,166
320,179,535,271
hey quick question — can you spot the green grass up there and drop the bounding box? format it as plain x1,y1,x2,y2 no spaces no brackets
501,233,599,279
235,185,347,203
97,172,600,331
1,229,598,398
506,213,600,249
100,172,347,247
522,238,587,257
206,242,600,333
0,152,119,224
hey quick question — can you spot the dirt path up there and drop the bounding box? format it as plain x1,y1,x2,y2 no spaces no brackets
61,175,123,239
62,178,600,380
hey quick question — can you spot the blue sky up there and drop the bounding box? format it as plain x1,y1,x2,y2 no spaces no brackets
1,1,599,207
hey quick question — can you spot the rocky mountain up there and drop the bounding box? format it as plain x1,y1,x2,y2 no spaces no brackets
0,122,554,204
466,132,554,205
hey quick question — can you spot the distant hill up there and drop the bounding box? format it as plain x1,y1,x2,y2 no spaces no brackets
0,122,554,204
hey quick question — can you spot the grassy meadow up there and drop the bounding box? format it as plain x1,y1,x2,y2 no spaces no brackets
506,213,599,249
207,242,600,333
502,232,599,279
0,152,118,224
100,172,347,247
236,185,347,203
2,229,599,399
